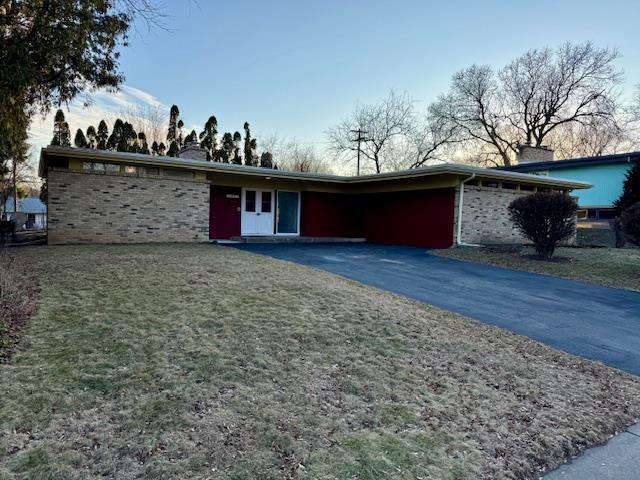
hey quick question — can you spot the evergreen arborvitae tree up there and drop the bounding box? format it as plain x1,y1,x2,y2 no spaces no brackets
167,105,180,146
157,142,166,156
123,122,137,152
61,122,71,146
107,119,137,152
177,119,184,148
199,115,218,160
167,141,179,157
137,132,149,154
184,129,197,144
614,162,640,215
151,140,159,155
232,148,242,164
243,122,256,166
86,125,97,148
74,128,88,148
260,151,275,169
50,109,62,145
107,119,124,150
97,120,109,149
232,131,242,165
216,132,235,163
51,109,71,146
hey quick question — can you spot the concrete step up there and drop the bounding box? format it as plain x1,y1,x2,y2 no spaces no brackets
228,236,367,244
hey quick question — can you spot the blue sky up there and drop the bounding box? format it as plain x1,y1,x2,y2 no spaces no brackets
29,0,640,160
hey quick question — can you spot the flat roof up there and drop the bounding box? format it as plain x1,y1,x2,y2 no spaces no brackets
501,151,640,172
39,146,591,190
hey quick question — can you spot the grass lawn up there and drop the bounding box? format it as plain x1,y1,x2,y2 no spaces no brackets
2,244,640,480
436,245,640,292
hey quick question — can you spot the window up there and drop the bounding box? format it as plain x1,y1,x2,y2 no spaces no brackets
261,191,272,213
83,161,103,171
143,167,160,176
277,191,299,234
125,165,139,174
82,162,119,173
245,190,256,212
520,184,535,191
484,181,499,188
502,182,517,190
163,168,194,179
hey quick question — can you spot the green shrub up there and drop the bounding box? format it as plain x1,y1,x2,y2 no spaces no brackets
508,192,577,259
621,202,640,246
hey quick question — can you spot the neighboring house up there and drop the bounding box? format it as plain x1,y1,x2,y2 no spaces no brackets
3,195,47,230
502,145,639,221
38,145,589,247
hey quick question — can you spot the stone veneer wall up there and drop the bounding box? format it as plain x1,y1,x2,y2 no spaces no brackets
453,185,529,245
47,169,210,244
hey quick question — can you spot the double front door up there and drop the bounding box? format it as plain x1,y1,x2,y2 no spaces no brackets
241,189,274,235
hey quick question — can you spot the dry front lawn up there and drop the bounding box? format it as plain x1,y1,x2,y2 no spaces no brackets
1,244,639,480
436,246,640,291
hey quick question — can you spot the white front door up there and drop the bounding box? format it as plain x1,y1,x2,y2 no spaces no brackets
241,189,274,235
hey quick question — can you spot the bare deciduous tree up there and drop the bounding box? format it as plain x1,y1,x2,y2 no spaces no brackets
113,104,168,146
258,133,331,173
431,42,623,166
405,110,460,168
327,90,415,173
280,141,330,173
547,117,626,159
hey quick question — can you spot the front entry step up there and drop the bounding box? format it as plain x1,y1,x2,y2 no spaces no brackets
227,236,367,244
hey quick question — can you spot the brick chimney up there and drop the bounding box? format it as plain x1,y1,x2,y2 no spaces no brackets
516,144,554,164
179,140,208,161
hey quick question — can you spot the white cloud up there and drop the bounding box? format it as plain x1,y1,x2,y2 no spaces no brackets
28,85,168,166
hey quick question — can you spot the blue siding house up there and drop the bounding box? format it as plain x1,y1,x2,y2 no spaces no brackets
3,195,47,229
504,151,639,220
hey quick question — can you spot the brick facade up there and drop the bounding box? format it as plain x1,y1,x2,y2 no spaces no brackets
47,169,209,244
453,185,577,245
453,185,529,244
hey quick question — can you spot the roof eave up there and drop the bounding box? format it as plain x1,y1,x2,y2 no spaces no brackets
39,146,591,190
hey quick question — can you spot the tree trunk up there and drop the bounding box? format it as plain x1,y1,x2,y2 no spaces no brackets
12,157,17,214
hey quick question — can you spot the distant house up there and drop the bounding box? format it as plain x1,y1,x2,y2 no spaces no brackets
502,146,639,221
4,196,47,230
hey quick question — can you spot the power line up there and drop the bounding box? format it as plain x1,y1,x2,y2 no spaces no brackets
350,129,368,176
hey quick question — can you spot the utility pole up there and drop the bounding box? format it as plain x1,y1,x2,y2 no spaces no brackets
350,129,368,176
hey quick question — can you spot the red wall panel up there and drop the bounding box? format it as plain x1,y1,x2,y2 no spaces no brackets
359,189,455,248
299,188,455,248
300,192,360,237
209,185,241,239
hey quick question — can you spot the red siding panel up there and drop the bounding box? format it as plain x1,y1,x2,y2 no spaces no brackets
299,188,455,248
209,185,241,239
300,192,360,237
359,189,455,248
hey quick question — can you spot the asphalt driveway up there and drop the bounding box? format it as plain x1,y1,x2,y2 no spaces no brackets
229,243,640,377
